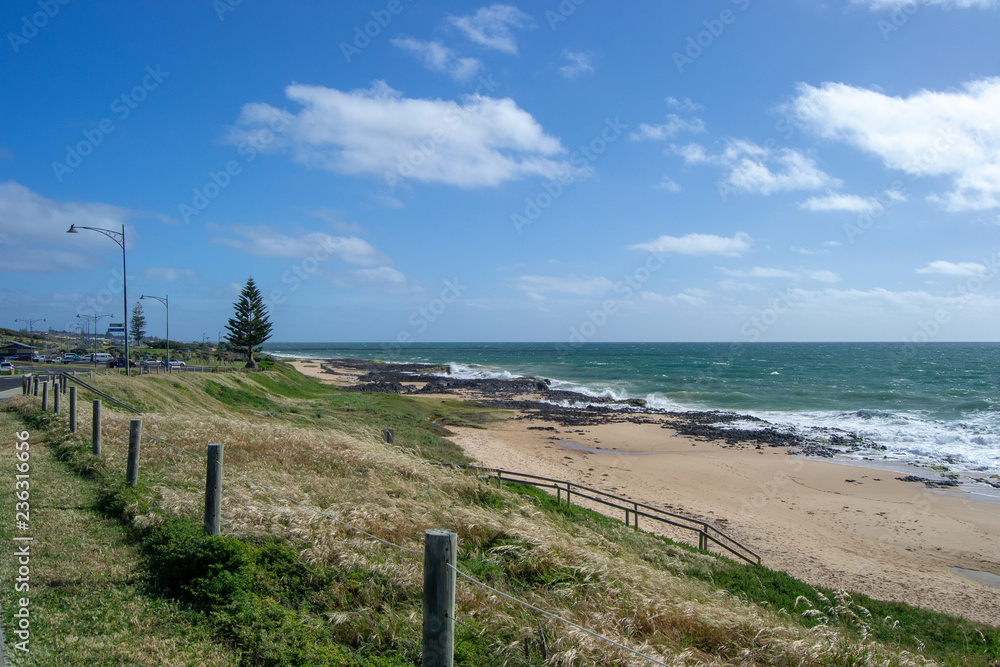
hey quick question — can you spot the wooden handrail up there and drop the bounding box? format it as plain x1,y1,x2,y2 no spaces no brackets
438,463,761,565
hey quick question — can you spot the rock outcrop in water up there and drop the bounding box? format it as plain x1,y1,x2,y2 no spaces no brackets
323,358,880,456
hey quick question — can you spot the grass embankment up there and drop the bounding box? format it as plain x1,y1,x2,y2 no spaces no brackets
2,361,998,665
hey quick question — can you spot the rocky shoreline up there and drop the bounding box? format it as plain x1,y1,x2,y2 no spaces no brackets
323,358,880,459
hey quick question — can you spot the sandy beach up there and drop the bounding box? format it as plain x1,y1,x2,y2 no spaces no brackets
291,358,1000,626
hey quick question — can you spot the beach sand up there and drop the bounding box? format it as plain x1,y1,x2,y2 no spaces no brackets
291,359,1000,626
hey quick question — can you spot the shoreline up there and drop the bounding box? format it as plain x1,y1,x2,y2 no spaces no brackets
289,356,1000,626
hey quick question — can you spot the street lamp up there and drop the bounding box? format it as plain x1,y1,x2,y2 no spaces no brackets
77,313,112,365
140,294,169,372
67,223,131,376
14,317,45,360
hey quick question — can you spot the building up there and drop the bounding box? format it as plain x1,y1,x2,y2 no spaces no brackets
0,341,39,358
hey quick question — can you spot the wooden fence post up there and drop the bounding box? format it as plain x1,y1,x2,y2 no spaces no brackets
92,400,102,456
126,419,142,486
33,376,39,396
53,384,60,414
69,387,77,432
382,428,395,444
204,443,223,536
422,529,457,667
41,381,48,410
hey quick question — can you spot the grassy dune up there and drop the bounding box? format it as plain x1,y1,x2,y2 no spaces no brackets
2,362,998,665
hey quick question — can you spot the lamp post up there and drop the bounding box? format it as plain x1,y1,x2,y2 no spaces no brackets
67,224,130,376
78,313,112,365
140,294,168,372
14,317,45,360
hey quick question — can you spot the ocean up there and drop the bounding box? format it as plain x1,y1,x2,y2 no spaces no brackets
263,342,1000,474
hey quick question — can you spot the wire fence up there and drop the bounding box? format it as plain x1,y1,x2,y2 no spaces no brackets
21,371,679,666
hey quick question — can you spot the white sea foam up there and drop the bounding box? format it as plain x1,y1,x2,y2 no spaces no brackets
444,362,520,380
741,408,1000,472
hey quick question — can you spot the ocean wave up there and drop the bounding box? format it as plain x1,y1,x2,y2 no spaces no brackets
745,408,1000,472
445,362,521,381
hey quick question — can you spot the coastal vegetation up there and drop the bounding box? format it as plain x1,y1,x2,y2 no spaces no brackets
2,362,998,665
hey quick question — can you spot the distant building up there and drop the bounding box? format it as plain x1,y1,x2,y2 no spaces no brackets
0,341,39,357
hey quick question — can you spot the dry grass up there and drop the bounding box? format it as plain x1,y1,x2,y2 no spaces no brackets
4,370,954,666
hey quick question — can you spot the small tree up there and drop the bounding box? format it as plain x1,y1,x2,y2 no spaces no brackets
130,302,146,348
224,277,273,369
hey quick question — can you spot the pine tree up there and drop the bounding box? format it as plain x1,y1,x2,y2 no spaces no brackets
224,277,273,369
130,302,147,347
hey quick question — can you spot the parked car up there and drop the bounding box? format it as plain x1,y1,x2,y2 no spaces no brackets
141,358,162,366
11,354,33,362
108,357,138,368
166,360,186,367
0,361,13,374
62,354,82,363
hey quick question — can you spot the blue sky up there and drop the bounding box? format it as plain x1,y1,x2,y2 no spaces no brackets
3,0,1000,344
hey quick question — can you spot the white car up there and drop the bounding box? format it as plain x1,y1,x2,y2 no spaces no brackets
166,360,186,367
0,361,14,374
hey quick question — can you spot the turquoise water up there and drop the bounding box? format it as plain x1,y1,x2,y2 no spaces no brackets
263,342,1000,472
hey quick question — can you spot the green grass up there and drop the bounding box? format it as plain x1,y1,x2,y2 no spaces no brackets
0,409,237,666
497,480,1000,666
7,364,1000,666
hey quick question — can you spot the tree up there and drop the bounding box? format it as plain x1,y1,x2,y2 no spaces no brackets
130,302,147,347
224,277,273,369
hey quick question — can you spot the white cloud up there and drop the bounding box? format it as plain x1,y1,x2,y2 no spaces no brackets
666,97,703,112
721,266,800,280
806,269,841,283
140,267,198,282
630,232,753,256
720,266,840,283
676,139,840,195
558,50,594,78
0,181,142,272
668,288,711,306
449,4,532,54
800,193,884,213
916,260,987,276
229,82,576,189
858,0,997,9
210,224,386,266
351,266,420,293
654,176,682,192
630,114,705,141
514,274,615,300
788,78,1000,211
392,37,482,81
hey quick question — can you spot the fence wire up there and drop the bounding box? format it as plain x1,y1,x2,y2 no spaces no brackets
33,373,676,666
